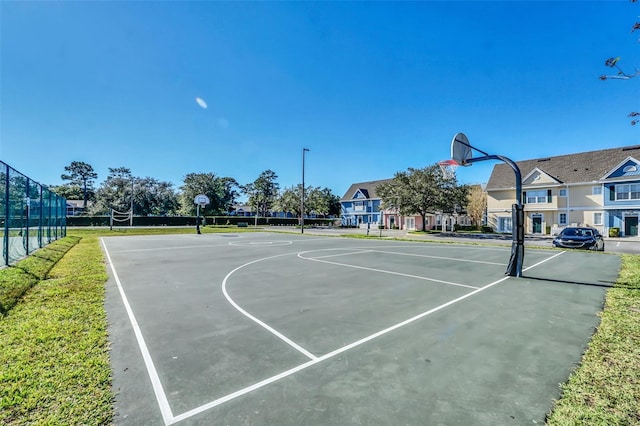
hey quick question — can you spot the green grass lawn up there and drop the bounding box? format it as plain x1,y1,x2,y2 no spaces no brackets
0,228,638,424
546,254,640,425
0,236,112,424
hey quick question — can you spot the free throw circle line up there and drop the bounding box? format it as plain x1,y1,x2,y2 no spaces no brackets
221,252,318,361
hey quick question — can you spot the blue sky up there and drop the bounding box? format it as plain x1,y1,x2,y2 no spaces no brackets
1,1,638,199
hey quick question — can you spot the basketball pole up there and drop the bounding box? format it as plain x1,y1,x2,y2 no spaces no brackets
196,203,201,234
453,136,524,277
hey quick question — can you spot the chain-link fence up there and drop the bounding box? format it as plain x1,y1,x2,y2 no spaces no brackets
1,161,67,266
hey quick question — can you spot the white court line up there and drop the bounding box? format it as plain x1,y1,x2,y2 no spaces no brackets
171,271,516,424
523,250,565,271
221,253,318,361
298,253,480,290
101,238,174,425
312,250,373,259
367,249,506,266
108,243,232,253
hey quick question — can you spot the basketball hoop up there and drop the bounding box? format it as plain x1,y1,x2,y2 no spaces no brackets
438,159,459,179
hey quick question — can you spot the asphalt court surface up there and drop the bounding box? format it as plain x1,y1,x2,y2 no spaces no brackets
102,232,621,425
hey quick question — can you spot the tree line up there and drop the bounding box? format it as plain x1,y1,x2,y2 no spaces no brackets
52,160,487,227
51,161,341,218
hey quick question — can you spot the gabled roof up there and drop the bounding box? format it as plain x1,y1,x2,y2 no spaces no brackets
340,179,392,201
522,167,561,186
355,188,369,198
486,145,640,190
601,157,640,180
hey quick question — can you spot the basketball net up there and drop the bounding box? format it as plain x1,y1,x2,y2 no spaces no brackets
438,159,459,179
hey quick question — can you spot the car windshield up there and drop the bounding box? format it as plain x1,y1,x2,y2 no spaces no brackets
562,228,594,237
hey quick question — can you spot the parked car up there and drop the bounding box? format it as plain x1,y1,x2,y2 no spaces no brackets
553,227,605,251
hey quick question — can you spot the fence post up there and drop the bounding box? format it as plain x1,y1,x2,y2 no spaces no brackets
3,163,9,266
39,185,43,248
25,178,29,255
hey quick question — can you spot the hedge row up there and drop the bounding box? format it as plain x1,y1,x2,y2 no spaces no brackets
66,216,338,227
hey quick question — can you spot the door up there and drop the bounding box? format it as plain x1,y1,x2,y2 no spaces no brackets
625,216,638,236
405,217,415,230
532,215,542,234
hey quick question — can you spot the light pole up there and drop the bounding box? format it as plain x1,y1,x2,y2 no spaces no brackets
301,148,310,234
130,176,134,227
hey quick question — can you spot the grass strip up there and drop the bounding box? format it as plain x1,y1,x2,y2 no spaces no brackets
0,237,79,315
0,236,113,425
547,254,640,425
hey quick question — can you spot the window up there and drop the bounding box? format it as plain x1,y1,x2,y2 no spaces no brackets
354,201,364,211
525,189,549,204
436,215,441,225
593,212,603,225
559,189,567,197
559,213,567,225
615,184,640,201
592,186,602,195
499,216,512,233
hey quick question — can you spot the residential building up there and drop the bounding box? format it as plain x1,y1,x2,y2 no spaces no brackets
340,179,468,231
66,200,91,216
485,145,640,236
340,180,389,227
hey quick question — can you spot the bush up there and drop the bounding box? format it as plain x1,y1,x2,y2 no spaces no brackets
609,227,620,237
454,225,478,232
481,225,494,233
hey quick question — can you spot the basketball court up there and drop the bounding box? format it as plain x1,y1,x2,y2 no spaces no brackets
102,231,620,425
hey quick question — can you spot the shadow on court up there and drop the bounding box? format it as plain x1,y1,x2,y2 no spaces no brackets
102,233,621,425
523,276,617,289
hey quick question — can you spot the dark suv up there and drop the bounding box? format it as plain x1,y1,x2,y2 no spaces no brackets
553,227,605,251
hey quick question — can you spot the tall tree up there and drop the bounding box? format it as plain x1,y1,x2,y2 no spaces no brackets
377,164,468,231
466,184,487,228
275,185,341,218
306,187,341,217
135,177,180,216
179,173,239,216
91,167,133,214
275,185,306,218
599,0,639,125
60,161,97,208
50,184,83,201
242,170,280,216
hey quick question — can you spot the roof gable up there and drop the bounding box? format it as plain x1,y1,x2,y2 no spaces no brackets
340,179,392,201
352,189,369,199
602,157,640,180
522,168,560,186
